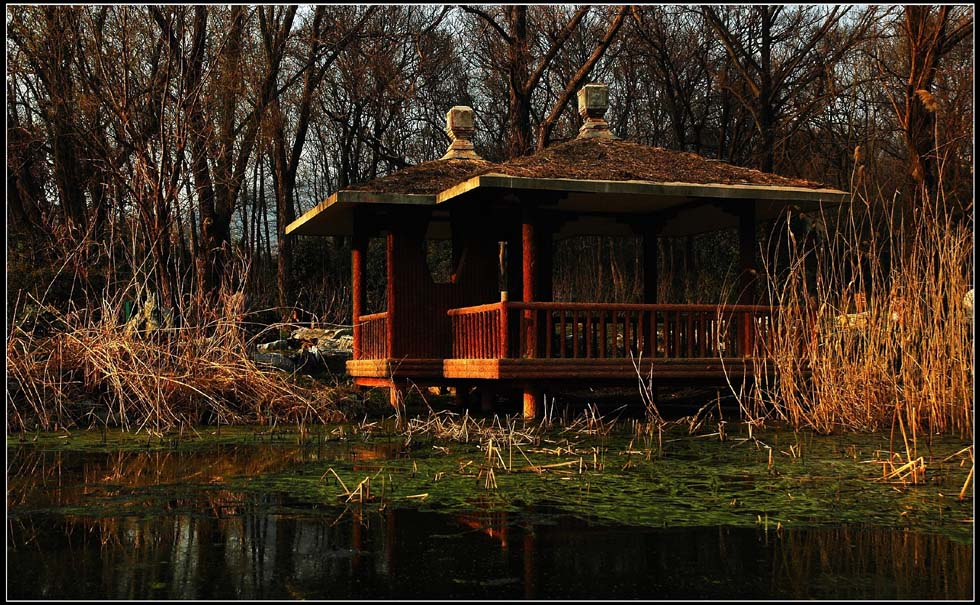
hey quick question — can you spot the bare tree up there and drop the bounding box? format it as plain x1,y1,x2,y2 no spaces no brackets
268,6,376,311
881,6,973,196
701,6,872,173
536,6,628,149
461,5,591,157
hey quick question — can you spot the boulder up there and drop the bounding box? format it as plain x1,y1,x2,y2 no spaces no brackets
250,327,354,374
257,339,299,353
291,327,333,342
292,326,353,353
250,352,297,372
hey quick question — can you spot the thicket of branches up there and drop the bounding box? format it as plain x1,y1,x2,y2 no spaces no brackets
6,5,973,319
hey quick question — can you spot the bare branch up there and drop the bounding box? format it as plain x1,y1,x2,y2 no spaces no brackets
459,5,513,43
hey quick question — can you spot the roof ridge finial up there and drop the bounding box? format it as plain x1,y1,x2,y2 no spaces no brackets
577,83,615,140
441,106,482,160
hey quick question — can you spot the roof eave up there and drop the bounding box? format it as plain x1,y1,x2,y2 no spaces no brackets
285,190,436,236
436,173,849,205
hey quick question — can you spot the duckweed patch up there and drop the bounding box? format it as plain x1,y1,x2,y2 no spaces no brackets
10,418,970,544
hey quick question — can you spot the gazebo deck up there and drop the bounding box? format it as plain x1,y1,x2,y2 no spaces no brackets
349,301,777,385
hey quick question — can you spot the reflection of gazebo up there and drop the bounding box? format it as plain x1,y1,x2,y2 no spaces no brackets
287,84,848,419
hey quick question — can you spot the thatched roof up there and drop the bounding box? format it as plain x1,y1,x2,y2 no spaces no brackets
287,135,844,237
345,158,495,194
342,137,826,195
484,138,825,189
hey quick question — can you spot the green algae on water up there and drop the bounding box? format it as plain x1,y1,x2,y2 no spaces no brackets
8,421,974,544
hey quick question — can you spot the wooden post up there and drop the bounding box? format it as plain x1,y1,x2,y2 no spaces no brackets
523,385,541,420
739,310,755,358
351,231,367,360
499,298,510,358
738,202,757,357
385,230,396,358
522,211,538,358
506,235,522,357
522,214,537,303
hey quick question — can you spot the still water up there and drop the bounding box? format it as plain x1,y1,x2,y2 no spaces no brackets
6,428,973,600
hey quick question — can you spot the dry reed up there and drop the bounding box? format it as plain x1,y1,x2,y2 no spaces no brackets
755,182,973,442
6,278,351,433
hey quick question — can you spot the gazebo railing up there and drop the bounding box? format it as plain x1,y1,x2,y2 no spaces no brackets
447,303,506,358
357,312,388,359
448,302,776,360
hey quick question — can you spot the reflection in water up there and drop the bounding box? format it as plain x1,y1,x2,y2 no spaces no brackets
6,446,973,600
7,502,972,599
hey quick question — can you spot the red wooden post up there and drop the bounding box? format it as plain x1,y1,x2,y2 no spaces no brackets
351,231,367,360
385,231,396,359
499,301,510,358
522,217,536,302
522,213,538,358
739,310,755,358
523,385,541,420
506,235,522,357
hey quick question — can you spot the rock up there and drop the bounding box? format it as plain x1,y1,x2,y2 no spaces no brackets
291,326,353,353
250,352,297,372
292,327,333,342
308,346,351,374
124,292,175,334
317,335,353,352
251,327,354,374
257,339,300,353
964,289,974,316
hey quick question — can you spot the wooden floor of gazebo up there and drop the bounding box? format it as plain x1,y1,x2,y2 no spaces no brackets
348,302,778,403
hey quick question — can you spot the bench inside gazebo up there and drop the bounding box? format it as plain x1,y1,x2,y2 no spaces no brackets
287,84,848,419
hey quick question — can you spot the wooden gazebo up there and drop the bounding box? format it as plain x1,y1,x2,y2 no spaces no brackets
287,84,848,419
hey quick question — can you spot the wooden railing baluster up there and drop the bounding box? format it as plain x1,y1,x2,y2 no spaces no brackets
586,311,593,358
445,303,775,362
623,310,631,358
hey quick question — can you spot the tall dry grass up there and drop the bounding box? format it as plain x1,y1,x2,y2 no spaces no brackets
755,181,973,440
6,268,352,433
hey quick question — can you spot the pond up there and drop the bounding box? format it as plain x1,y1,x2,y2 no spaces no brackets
6,418,973,599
